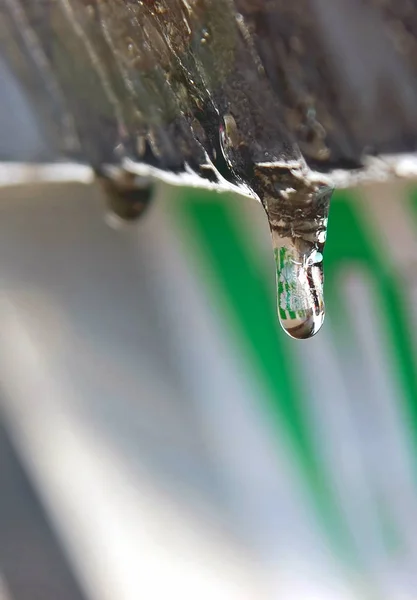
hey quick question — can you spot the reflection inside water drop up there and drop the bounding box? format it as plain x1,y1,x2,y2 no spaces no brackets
273,234,325,339
263,183,332,341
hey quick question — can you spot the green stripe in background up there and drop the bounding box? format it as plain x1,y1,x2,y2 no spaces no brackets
327,191,417,464
324,193,409,562
173,185,417,591
174,189,356,565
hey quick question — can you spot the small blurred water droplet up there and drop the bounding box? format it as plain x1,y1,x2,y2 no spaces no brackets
201,27,210,44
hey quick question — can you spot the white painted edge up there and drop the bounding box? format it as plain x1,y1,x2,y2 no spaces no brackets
0,162,94,187
2,150,417,194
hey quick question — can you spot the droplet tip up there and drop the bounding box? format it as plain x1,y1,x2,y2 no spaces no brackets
280,311,325,340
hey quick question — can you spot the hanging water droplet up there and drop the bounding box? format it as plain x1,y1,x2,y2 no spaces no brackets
97,168,154,223
254,164,332,339
273,233,325,339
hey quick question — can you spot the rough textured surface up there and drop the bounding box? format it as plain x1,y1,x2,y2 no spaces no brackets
3,0,417,178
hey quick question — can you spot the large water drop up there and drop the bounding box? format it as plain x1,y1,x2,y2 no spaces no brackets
273,233,325,339
259,174,332,340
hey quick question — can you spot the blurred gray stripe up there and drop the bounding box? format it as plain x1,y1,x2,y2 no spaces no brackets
0,415,87,600
0,56,52,162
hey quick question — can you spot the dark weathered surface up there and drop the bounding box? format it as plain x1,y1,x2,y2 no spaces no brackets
4,0,417,339
236,0,417,170
3,0,417,179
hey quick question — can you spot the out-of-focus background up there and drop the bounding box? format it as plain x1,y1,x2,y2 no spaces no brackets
3,48,417,600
